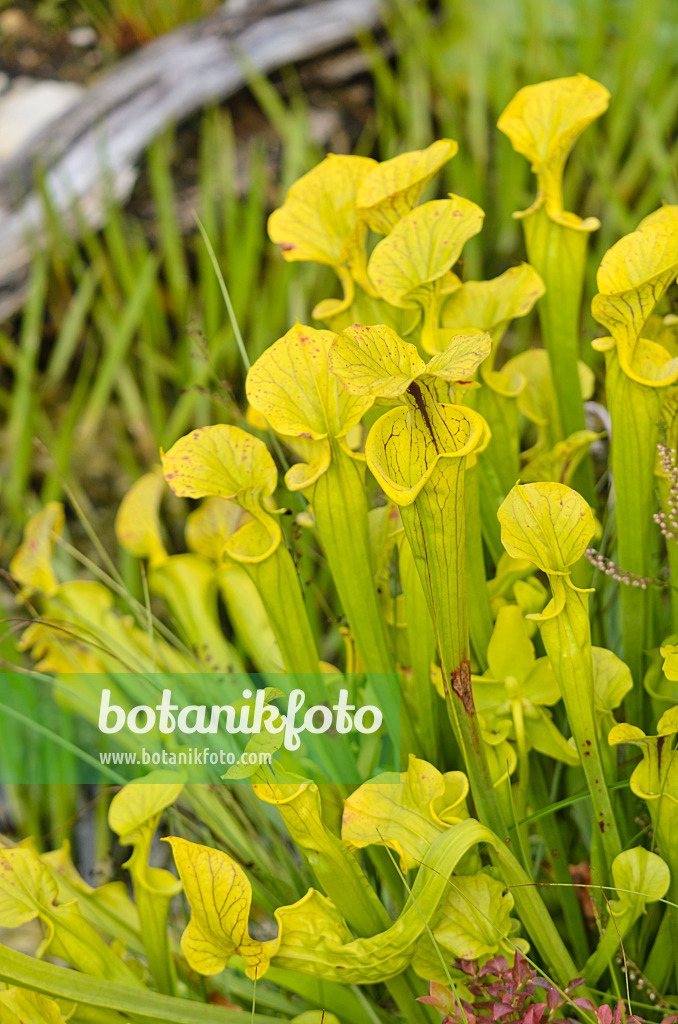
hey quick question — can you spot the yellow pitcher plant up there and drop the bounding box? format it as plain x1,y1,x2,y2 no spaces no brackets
328,322,508,839
499,74,610,497
498,481,622,874
592,207,678,716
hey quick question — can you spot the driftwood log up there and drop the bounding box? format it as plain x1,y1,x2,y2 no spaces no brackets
0,0,393,320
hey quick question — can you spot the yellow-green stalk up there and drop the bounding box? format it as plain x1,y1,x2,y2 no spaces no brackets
498,481,622,875
498,74,610,497
330,324,508,840
591,206,678,721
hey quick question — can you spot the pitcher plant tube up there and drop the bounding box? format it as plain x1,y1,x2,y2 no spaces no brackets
329,322,509,840
498,74,610,497
498,481,623,875
592,206,678,720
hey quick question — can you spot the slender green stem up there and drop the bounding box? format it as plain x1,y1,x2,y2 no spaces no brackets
311,448,395,674
529,754,590,958
510,698,532,871
400,457,508,841
244,547,321,674
244,546,359,782
399,536,439,762
605,349,662,727
217,566,282,674
465,464,493,671
539,586,622,876
309,448,399,742
521,207,595,501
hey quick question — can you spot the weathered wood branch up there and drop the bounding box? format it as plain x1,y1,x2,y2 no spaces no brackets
0,0,389,320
